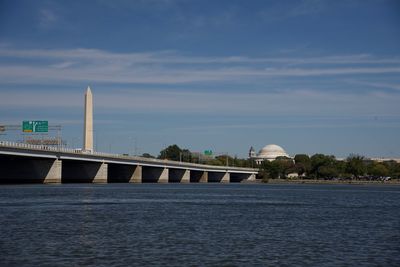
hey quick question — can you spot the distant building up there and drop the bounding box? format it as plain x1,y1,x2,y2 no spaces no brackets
249,144,291,164
248,146,257,158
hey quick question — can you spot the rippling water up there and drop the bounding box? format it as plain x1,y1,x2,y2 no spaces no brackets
1,184,399,266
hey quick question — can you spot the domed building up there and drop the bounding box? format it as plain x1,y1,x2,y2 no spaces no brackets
249,144,291,164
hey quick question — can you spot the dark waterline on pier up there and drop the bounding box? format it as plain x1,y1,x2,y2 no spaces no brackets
1,184,399,266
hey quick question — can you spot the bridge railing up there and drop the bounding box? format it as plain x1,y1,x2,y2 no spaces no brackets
0,141,258,172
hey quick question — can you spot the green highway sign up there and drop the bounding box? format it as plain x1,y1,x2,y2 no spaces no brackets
204,150,213,156
22,121,48,133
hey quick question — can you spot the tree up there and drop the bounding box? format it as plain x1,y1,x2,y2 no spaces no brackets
275,157,295,178
259,158,294,179
310,154,337,179
385,161,400,179
259,160,280,179
318,165,339,179
294,154,311,176
158,144,183,161
181,149,192,162
334,160,349,179
215,155,234,166
346,154,366,179
368,162,389,177
141,153,155,158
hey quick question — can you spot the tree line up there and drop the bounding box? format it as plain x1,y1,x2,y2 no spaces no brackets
141,144,254,167
141,144,400,180
259,154,400,181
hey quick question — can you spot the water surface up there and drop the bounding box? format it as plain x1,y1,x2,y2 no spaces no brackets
0,184,399,266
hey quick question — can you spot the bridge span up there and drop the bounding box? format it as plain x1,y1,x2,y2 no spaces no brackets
0,142,258,184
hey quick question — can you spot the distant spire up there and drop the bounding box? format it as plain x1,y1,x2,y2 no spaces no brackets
249,146,256,158
86,86,92,93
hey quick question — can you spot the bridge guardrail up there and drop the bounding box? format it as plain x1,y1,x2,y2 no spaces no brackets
0,141,258,172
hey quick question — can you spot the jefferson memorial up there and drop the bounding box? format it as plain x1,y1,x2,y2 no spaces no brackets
249,144,290,164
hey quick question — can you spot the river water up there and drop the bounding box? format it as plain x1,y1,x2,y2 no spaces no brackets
0,184,399,266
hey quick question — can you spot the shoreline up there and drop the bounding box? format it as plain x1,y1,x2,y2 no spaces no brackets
262,179,400,185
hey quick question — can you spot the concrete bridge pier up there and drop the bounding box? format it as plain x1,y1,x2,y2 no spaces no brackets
44,159,62,184
158,168,169,183
142,166,169,183
230,173,256,183
190,170,208,183
93,163,108,183
130,165,142,183
108,164,142,183
208,172,230,183
62,160,108,183
221,172,230,183
0,155,62,184
169,168,190,183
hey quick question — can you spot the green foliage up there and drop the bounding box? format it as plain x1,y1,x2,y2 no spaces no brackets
294,154,311,176
158,144,192,162
181,149,192,162
386,161,400,179
346,154,366,178
214,155,233,166
310,154,337,179
141,153,155,158
259,158,294,179
368,162,389,177
155,145,400,181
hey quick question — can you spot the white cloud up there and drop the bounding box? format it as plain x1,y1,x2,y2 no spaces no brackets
1,47,399,65
38,8,58,29
1,88,399,117
346,80,400,92
0,47,399,85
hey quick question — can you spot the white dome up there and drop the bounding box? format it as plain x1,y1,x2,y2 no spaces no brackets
258,144,289,160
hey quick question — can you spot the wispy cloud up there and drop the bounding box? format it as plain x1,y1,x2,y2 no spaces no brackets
346,80,400,92
1,88,399,117
1,47,400,65
38,8,58,29
258,0,327,22
0,47,399,85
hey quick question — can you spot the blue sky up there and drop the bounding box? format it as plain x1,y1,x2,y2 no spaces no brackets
0,0,399,158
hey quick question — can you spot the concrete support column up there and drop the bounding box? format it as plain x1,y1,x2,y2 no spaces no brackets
199,171,208,183
44,159,62,184
93,163,108,184
158,167,169,183
129,165,142,183
181,169,190,183
221,172,230,183
248,173,256,181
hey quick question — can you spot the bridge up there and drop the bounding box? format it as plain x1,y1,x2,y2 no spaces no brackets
0,141,258,184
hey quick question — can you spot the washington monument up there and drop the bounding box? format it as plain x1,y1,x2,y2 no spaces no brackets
83,86,93,152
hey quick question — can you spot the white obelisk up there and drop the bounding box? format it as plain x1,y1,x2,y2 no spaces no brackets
83,86,93,152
